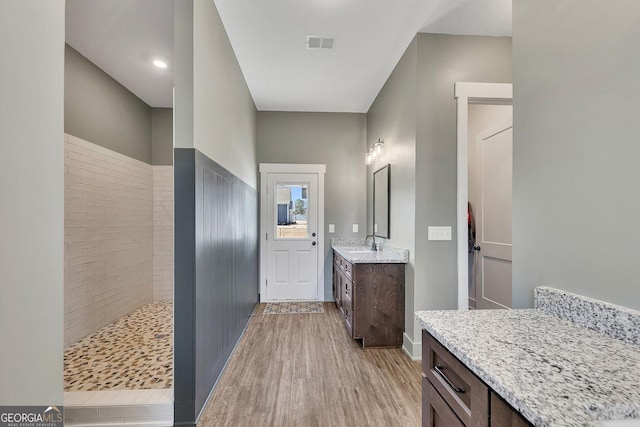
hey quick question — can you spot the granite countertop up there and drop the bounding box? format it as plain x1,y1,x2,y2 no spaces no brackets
416,309,640,427
331,238,408,264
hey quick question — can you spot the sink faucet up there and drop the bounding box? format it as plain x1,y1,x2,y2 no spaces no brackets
365,234,377,251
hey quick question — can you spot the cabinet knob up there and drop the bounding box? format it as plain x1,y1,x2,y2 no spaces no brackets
312,241,317,246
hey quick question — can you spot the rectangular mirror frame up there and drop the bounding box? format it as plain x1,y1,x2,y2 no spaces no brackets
373,164,390,238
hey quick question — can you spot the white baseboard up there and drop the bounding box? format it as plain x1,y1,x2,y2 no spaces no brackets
402,332,422,361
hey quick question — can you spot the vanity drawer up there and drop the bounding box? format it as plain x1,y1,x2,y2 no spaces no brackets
343,300,353,336
334,253,353,276
343,259,353,278
423,375,464,427
334,253,343,268
341,276,353,336
423,330,488,427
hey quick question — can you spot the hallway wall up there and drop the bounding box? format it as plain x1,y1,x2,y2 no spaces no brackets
512,0,640,309
0,0,65,406
173,1,259,424
257,111,367,300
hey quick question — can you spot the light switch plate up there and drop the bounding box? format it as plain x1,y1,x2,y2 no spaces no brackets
352,224,358,233
428,226,452,241
329,224,335,233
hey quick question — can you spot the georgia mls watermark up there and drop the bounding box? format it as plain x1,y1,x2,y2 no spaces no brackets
0,406,63,427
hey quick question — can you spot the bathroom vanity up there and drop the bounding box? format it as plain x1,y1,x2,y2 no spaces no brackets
417,287,640,427
332,239,408,348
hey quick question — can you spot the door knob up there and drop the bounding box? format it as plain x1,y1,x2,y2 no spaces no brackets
312,241,317,246
473,246,481,251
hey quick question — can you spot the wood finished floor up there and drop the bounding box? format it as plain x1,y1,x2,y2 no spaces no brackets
198,303,422,427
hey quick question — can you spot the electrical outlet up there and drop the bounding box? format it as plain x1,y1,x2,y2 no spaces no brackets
428,226,452,241
352,224,358,233
329,224,335,233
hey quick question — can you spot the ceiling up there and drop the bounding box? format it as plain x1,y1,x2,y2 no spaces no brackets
65,0,510,112
66,0,174,108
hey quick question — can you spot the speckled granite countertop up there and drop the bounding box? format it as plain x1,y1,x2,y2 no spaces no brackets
331,238,408,264
416,308,640,427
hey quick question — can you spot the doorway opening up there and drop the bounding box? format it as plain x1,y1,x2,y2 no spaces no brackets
455,83,513,310
259,164,326,302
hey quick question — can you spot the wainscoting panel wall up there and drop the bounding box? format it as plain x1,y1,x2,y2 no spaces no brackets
174,149,258,426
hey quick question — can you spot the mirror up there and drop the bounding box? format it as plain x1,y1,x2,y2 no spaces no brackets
373,164,390,238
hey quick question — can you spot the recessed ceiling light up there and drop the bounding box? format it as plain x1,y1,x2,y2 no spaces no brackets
153,59,167,69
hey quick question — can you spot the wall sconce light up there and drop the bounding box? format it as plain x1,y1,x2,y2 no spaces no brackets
365,138,384,165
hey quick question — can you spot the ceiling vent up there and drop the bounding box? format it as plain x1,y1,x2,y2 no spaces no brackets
306,35,334,50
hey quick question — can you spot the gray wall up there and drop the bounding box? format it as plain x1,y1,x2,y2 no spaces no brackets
0,0,64,405
366,34,511,356
65,44,152,163
173,0,259,424
174,0,194,159
152,107,174,165
413,33,512,323
257,112,367,299
190,0,257,188
366,38,418,350
512,0,640,310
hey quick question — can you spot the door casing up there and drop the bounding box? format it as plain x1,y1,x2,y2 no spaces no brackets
259,163,326,303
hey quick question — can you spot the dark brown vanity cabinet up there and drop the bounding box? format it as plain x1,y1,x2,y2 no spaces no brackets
332,251,405,348
422,330,531,427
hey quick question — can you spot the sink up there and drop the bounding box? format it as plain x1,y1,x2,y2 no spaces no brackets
600,420,640,426
348,250,374,254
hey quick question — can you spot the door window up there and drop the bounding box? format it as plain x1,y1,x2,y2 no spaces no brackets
274,183,309,239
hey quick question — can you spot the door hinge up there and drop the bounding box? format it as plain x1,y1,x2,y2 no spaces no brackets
265,233,268,240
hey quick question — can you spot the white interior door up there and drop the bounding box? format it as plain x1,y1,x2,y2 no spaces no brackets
475,120,513,309
266,173,318,301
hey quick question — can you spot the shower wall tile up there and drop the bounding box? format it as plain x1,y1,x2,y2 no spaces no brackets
153,166,174,302
64,134,154,346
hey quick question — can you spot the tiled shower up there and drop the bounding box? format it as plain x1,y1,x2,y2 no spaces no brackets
63,133,173,397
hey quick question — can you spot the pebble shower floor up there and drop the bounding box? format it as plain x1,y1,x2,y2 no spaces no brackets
64,301,173,391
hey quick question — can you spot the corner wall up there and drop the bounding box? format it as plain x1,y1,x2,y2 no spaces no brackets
192,0,257,188
65,44,152,163
173,0,259,424
413,34,512,331
366,34,512,357
366,37,418,353
512,0,640,309
0,0,65,405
